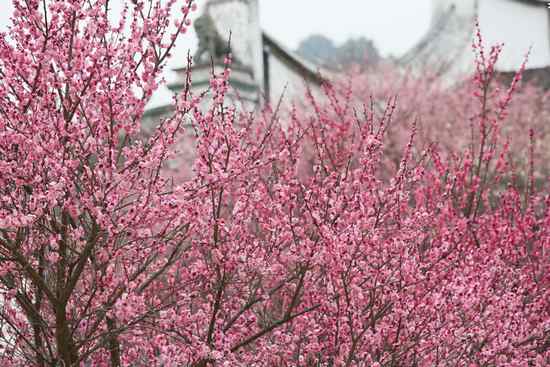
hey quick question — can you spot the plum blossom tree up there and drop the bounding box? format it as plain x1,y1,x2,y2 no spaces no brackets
0,0,201,365
335,40,550,183
0,1,549,366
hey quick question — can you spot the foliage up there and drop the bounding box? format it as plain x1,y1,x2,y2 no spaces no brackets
296,34,381,70
0,1,548,366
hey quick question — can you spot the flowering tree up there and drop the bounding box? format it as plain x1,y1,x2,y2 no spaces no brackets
0,0,200,365
335,41,550,182
0,1,549,366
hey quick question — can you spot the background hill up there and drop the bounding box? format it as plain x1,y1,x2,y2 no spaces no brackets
296,34,382,69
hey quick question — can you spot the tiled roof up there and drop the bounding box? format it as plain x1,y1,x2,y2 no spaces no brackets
512,0,548,6
498,66,550,90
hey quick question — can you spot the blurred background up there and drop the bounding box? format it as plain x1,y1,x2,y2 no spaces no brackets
0,0,432,64
2,1,549,106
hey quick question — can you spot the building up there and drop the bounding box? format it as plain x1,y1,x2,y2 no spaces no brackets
144,0,324,127
401,0,550,86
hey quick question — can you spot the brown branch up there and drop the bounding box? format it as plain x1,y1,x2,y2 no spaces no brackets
230,304,320,353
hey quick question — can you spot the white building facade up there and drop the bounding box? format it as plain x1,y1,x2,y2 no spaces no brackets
402,0,550,79
143,0,324,128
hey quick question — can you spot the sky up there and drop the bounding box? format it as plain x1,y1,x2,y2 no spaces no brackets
0,0,433,59
259,1,432,57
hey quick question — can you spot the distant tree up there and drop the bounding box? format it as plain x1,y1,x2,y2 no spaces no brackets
297,34,381,69
296,34,337,65
337,37,381,68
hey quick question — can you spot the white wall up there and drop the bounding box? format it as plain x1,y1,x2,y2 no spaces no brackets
420,0,550,79
479,0,550,70
268,54,311,106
